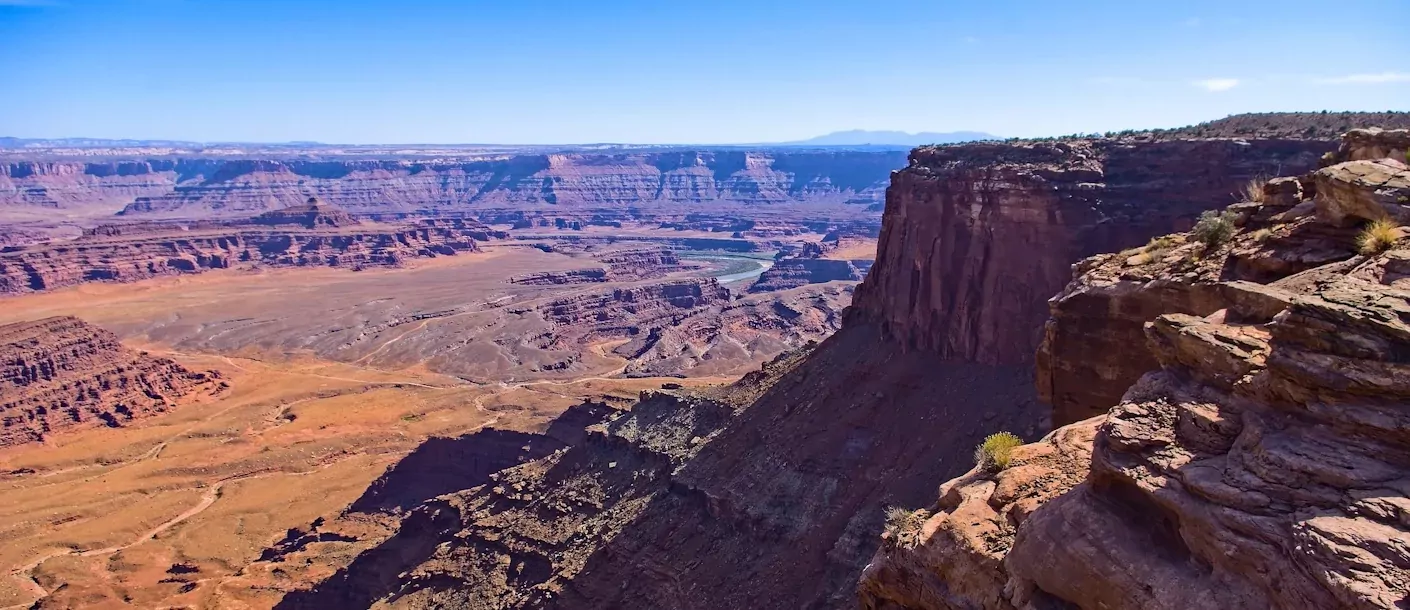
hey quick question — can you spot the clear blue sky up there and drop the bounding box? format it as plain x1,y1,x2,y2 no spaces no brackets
1,0,1406,144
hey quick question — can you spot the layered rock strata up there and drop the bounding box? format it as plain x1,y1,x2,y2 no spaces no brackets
859,132,1410,609
0,316,221,446
0,208,494,294
750,257,863,292
0,151,907,217
854,136,1333,365
510,246,681,285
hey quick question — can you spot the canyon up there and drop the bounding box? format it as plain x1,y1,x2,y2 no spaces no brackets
3,112,1409,609
262,115,1410,609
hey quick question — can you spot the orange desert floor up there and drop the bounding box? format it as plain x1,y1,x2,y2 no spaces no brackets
0,249,736,609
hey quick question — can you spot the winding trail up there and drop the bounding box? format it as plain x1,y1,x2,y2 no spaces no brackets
7,456,362,606
5,340,641,608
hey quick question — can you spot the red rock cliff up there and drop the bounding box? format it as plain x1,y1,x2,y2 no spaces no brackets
858,129,1410,610
852,138,1332,365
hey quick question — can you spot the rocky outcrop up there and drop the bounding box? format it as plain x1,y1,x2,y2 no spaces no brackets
1336,127,1410,162
538,278,732,344
249,197,360,228
853,137,1333,365
859,134,1410,609
0,316,222,446
0,216,493,294
1037,155,1405,424
750,257,863,292
510,246,682,285
238,402,618,600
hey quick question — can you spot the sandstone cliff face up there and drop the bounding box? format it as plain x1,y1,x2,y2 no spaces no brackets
853,137,1332,365
2,152,907,217
859,131,1410,610
0,216,491,295
0,316,222,447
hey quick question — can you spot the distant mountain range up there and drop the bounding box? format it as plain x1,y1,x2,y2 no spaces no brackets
782,130,998,146
0,130,1001,152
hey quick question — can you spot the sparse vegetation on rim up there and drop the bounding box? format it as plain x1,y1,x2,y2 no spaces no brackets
1357,218,1402,255
1241,177,1267,203
883,506,930,550
1192,210,1238,250
974,431,1023,471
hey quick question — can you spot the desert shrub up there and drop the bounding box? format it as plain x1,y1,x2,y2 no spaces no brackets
974,431,1023,471
1241,177,1267,203
1251,228,1273,243
1357,218,1402,255
1192,210,1238,250
883,506,929,550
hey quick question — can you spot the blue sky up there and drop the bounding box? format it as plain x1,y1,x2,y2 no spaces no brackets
1,0,1406,144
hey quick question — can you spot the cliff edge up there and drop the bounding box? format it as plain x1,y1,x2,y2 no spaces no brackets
859,128,1410,609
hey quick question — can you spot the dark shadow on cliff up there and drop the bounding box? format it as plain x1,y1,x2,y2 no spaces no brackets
274,402,615,609
546,319,1046,609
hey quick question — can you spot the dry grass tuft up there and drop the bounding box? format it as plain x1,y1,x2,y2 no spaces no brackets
883,506,930,550
1242,177,1267,203
974,431,1023,471
1357,218,1402,255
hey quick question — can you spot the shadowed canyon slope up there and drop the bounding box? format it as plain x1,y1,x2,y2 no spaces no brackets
275,124,1376,608
859,129,1410,609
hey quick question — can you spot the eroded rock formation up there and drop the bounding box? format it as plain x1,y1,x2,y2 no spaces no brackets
0,316,222,446
859,130,1410,609
854,137,1335,365
510,246,682,285
0,205,496,294
750,258,863,292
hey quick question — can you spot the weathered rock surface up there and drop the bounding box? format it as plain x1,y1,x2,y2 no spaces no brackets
1336,127,1410,163
860,132,1410,610
0,207,496,294
0,316,222,447
750,257,863,292
1040,148,1410,424
1313,158,1410,226
853,137,1334,365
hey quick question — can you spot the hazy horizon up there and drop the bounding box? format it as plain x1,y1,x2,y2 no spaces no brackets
1,0,1406,144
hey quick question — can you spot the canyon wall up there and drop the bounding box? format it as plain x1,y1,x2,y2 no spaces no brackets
0,151,907,217
0,316,223,447
0,218,490,294
852,137,1333,365
858,129,1410,610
